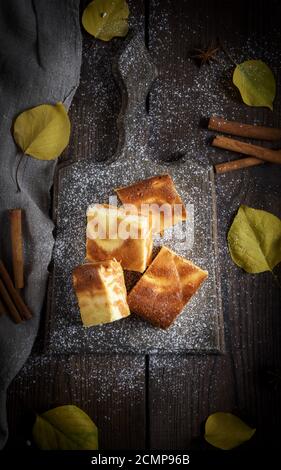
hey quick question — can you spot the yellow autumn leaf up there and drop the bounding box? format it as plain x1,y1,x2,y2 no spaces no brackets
32,405,98,450
233,60,276,110
82,0,129,41
13,102,71,160
205,412,256,450
228,205,281,273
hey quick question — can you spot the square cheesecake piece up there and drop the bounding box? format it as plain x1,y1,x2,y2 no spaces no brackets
86,204,152,273
128,246,208,329
73,259,130,327
115,174,187,233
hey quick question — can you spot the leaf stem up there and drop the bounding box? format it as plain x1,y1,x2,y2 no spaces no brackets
14,152,24,193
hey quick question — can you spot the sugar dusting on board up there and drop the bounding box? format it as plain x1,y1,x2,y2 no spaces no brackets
47,30,224,354
47,12,281,356
9,354,145,403
12,1,281,398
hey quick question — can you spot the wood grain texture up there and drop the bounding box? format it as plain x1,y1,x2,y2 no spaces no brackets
148,355,235,449
6,355,146,450
147,0,281,450
6,0,281,451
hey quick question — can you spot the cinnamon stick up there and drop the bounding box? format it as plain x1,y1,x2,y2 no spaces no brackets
209,116,281,141
0,260,32,320
215,157,264,174
0,298,6,316
212,135,281,165
10,209,24,289
0,279,22,324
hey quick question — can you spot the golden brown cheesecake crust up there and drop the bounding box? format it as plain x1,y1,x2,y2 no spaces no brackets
73,259,130,327
127,246,208,329
115,174,187,233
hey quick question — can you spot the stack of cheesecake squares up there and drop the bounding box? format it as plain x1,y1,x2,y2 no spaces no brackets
73,174,208,330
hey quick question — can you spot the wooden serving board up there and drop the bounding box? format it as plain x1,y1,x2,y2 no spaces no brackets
45,35,224,354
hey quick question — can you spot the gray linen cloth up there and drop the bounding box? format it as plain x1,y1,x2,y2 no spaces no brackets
0,0,82,448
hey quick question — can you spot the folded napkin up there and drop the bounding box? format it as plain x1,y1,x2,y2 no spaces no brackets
0,0,82,448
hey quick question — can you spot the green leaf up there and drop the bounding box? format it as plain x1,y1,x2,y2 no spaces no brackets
82,0,129,41
32,405,98,450
228,205,281,274
205,412,256,450
233,60,276,110
13,102,71,160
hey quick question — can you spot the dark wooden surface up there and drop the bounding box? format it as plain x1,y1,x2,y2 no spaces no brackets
6,0,281,450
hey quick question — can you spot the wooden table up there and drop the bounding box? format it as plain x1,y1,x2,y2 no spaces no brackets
6,0,281,450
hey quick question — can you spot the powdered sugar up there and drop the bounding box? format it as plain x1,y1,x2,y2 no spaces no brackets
46,6,281,357
10,0,281,403
47,34,224,354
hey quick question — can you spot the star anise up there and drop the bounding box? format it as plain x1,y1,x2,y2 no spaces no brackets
191,44,220,66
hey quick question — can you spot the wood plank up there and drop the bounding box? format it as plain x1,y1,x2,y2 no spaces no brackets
148,0,281,449
148,355,234,449
7,354,146,449
62,0,146,165
46,0,224,357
